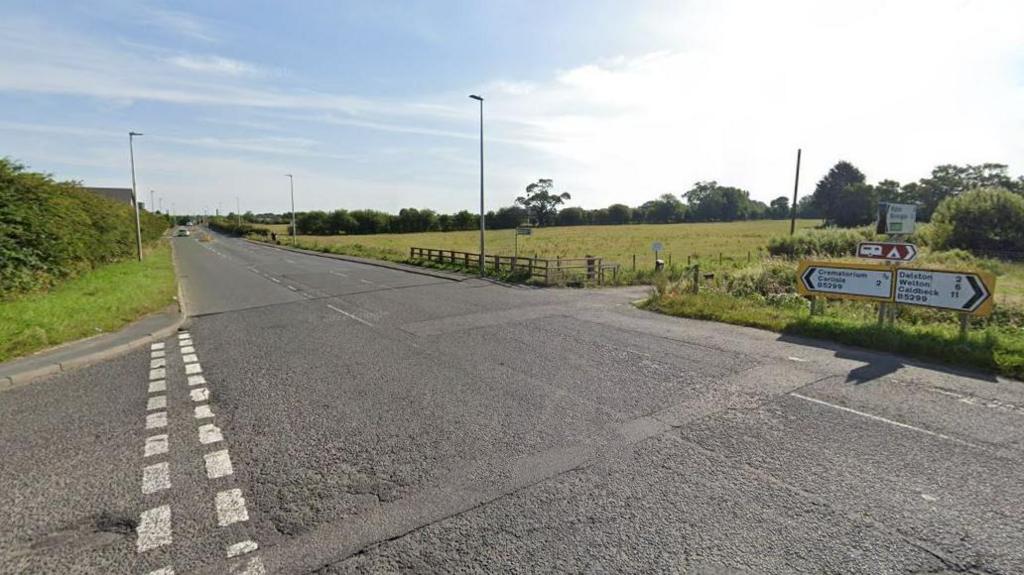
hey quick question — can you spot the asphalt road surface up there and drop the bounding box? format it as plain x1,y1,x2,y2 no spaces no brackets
2,232,1023,575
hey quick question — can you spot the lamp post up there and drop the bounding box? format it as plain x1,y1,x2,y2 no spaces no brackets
469,94,484,276
129,131,144,261
236,196,241,227
285,174,296,245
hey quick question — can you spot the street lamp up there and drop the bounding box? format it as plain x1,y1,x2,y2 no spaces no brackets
129,131,144,261
469,94,484,276
285,174,296,245
236,196,241,227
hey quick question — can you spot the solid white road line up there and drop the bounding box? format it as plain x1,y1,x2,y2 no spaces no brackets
188,374,207,386
142,462,171,494
270,277,281,283
190,387,209,402
151,342,165,351
194,404,215,419
144,434,169,457
149,368,166,381
326,304,373,326
185,363,203,375
147,396,167,411
204,449,234,479
182,354,199,363
226,540,259,558
145,567,175,575
151,350,166,359
148,380,167,394
150,358,166,369
136,505,172,552
199,423,223,444
790,392,979,447
180,346,195,354
215,489,249,526
286,285,298,291
146,412,168,429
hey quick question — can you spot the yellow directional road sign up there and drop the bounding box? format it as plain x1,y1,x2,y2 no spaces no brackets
797,260,894,303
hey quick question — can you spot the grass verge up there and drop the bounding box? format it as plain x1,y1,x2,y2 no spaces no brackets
641,290,1024,380
0,241,177,363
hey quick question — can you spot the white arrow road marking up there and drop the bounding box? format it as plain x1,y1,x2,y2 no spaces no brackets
215,489,249,526
190,388,209,402
147,396,167,411
188,374,207,386
185,363,203,375
146,412,167,429
142,462,171,494
204,450,234,479
148,380,166,394
199,423,223,444
136,505,172,552
226,540,259,558
194,404,215,419
144,434,169,457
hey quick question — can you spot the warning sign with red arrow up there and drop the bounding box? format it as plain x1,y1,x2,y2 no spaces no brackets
856,241,918,262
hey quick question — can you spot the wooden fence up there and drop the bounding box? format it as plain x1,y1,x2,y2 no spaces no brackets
409,247,619,285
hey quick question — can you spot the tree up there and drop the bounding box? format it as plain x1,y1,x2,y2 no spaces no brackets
451,210,476,231
832,183,878,227
296,210,330,234
515,179,571,226
327,209,357,234
683,181,757,222
907,163,1021,221
875,179,903,203
606,203,632,225
768,196,790,219
557,207,587,226
639,194,686,223
930,187,1024,253
491,206,528,229
811,161,866,226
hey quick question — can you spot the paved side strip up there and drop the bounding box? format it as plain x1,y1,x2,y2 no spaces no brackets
136,505,172,552
215,489,250,526
142,462,171,494
204,449,234,479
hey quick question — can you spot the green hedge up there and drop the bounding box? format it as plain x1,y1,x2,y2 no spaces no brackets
207,217,268,237
0,158,169,299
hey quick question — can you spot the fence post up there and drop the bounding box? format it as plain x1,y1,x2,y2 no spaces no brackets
464,253,469,268
687,255,691,266
493,254,500,273
668,253,672,268
410,247,414,259
718,252,722,265
747,251,751,263
959,313,969,341
632,254,636,271
692,265,700,294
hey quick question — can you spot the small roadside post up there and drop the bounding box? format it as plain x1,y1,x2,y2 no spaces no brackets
652,241,663,267
515,226,531,259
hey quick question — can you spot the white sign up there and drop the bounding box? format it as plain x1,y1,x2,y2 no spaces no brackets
652,242,663,253
882,203,917,235
856,241,918,262
516,227,532,236
894,269,990,312
800,265,893,300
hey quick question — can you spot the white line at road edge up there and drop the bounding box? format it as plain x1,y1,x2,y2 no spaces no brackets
137,505,172,552
204,449,234,479
215,488,250,526
790,393,979,447
327,304,373,326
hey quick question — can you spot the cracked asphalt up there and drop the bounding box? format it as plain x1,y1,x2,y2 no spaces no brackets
1,231,1022,574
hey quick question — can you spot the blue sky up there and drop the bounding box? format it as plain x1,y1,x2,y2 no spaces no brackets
1,0,1022,216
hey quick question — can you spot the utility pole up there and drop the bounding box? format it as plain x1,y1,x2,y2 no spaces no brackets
129,131,144,261
790,148,802,236
236,196,241,227
286,174,296,245
149,190,155,214
469,94,485,276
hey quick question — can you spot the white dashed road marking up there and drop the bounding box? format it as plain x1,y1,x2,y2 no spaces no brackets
142,462,171,494
151,342,165,351
204,449,234,479
327,304,373,326
226,540,258,558
215,489,249,526
188,374,207,386
145,567,175,575
190,387,209,402
185,363,203,375
144,434,169,457
270,277,281,283
146,412,168,429
233,556,267,574
180,346,195,354
199,423,223,444
150,358,166,369
148,380,166,393
194,404,215,419
182,354,199,363
147,396,167,411
360,279,374,285
287,285,298,291
177,333,190,340
136,505,172,551
151,350,166,359
149,368,166,381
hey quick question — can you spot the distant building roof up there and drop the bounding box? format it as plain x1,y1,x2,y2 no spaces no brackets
83,187,135,205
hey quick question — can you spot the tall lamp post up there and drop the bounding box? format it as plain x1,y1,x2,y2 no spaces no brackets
469,94,484,276
285,174,296,245
129,131,144,261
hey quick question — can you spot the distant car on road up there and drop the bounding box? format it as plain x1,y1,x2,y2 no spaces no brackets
176,227,191,237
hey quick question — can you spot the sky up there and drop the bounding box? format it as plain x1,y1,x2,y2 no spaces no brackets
1,0,1022,216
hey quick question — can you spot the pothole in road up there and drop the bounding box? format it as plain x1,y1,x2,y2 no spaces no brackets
22,511,136,555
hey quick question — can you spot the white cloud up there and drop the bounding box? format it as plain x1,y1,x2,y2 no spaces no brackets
166,55,260,77
144,8,218,42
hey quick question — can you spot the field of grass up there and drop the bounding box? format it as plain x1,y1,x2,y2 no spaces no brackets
0,241,177,362
258,220,821,269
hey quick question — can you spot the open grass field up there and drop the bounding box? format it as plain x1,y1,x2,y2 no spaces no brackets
258,219,821,269
0,241,177,362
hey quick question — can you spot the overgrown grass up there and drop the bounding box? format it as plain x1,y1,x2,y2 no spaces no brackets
0,241,177,362
642,287,1024,380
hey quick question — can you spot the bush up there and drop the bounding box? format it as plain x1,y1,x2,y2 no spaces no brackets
723,259,798,298
929,187,1024,254
766,227,875,258
0,158,169,299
